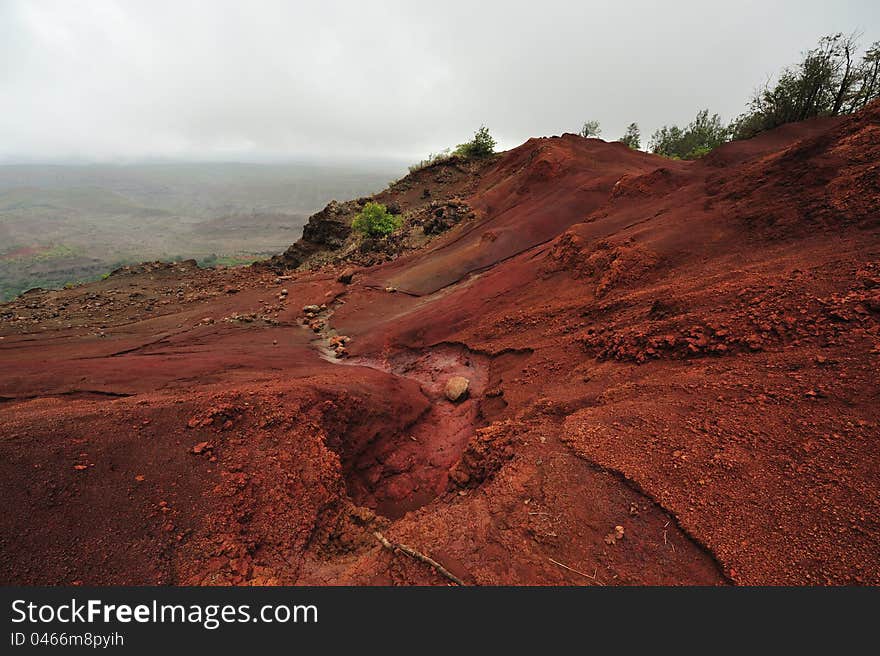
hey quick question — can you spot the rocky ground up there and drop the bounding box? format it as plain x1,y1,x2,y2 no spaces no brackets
1,103,878,585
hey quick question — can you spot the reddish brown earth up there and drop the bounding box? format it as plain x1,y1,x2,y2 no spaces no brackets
1,103,878,586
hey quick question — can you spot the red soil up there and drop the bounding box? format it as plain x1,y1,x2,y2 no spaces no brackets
1,103,878,585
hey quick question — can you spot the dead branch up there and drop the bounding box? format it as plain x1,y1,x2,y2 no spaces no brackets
373,531,466,586
548,557,605,585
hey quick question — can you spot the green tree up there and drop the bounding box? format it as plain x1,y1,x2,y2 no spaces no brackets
731,32,870,140
351,202,402,237
618,122,641,149
453,126,497,158
650,109,730,159
579,120,601,138
847,40,880,111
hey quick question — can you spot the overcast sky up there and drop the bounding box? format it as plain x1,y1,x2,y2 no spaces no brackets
1,0,878,164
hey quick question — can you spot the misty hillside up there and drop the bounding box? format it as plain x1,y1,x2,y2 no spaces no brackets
0,162,403,300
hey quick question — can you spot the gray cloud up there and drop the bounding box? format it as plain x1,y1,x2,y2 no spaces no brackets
2,0,878,162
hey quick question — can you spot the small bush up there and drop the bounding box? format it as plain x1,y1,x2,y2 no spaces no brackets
453,126,496,159
351,202,402,237
579,120,602,138
649,109,730,159
618,122,641,149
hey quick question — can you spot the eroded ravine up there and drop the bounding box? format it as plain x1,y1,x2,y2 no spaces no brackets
298,296,490,518
345,346,489,517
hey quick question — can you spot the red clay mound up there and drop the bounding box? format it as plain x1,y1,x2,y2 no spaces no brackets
1,103,879,585
366,135,670,295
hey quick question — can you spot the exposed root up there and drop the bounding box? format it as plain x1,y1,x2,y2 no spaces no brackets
548,557,604,585
373,531,467,586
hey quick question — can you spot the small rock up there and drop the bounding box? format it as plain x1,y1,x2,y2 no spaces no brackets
385,287,397,293
445,376,470,402
337,269,355,284
303,304,320,314
603,525,625,545
191,441,213,455
280,288,288,296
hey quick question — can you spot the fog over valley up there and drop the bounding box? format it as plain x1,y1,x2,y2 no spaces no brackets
0,162,401,300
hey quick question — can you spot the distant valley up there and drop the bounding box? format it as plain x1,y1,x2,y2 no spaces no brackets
0,161,402,300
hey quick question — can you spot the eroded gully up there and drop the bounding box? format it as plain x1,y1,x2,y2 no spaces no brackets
298,295,492,519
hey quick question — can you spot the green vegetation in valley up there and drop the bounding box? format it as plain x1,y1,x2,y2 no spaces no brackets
0,162,403,302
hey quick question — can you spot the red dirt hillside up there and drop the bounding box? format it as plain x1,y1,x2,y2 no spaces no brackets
1,102,878,586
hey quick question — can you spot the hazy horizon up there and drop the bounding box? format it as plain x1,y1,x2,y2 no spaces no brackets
3,0,878,164
0,159,399,301
0,156,410,169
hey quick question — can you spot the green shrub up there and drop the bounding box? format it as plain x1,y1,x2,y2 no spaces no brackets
649,109,730,159
351,202,402,237
579,120,602,138
685,144,714,159
618,122,641,149
453,126,496,159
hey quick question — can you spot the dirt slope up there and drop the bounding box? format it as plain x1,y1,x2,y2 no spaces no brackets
1,103,878,586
